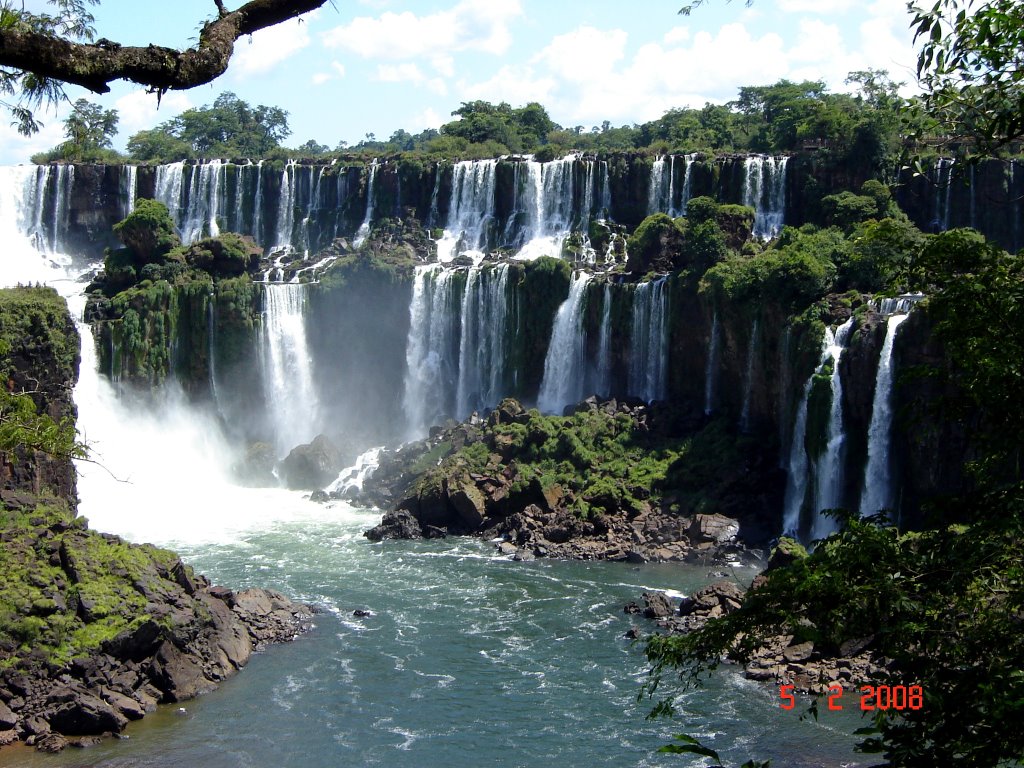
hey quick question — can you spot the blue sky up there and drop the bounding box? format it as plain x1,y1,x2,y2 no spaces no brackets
1,0,919,163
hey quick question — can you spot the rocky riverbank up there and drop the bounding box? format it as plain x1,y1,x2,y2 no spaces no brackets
357,396,778,565
0,286,316,751
630,542,885,695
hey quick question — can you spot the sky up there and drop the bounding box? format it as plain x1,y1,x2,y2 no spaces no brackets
0,0,920,164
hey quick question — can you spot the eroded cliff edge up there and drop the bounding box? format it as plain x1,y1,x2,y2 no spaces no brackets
0,286,314,752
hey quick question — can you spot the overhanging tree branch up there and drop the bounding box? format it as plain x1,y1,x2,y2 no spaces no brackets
0,0,326,96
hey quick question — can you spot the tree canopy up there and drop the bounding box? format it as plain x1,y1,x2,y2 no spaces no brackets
0,0,325,134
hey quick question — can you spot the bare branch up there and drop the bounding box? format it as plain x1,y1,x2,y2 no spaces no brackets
0,0,327,95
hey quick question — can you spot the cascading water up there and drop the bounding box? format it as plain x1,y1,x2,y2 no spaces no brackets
933,158,954,231
402,264,462,438
593,283,613,397
274,160,297,251
739,318,759,432
259,283,319,457
252,159,266,246
538,271,592,413
647,156,667,215
628,277,669,403
781,329,831,537
0,161,863,768
515,155,578,261
354,160,378,248
455,263,510,418
327,446,383,495
859,308,913,517
437,160,497,263
121,165,138,219
810,317,856,540
681,154,696,213
743,155,788,239
704,308,720,416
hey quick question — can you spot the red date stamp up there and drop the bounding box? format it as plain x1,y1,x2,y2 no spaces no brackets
779,684,923,711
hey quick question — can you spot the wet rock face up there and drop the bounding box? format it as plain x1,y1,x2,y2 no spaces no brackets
279,434,345,490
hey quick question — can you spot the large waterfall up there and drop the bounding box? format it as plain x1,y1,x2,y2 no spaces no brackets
859,305,913,516
593,282,614,397
0,166,73,282
781,329,831,537
438,159,498,263
402,264,462,438
455,264,511,417
743,155,788,239
538,271,592,413
628,278,670,402
810,317,856,540
259,283,319,456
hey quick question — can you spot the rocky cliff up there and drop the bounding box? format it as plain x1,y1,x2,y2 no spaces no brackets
0,286,314,751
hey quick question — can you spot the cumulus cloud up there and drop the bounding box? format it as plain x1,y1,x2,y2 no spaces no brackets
375,63,447,95
323,0,522,59
114,89,192,135
0,117,65,165
777,0,856,12
312,61,347,85
233,11,316,77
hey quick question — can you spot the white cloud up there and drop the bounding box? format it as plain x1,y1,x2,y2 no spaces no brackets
0,117,65,165
459,65,558,109
114,89,192,135
410,107,444,132
233,11,315,76
323,0,522,59
312,61,346,86
777,0,855,12
375,63,448,95
533,26,628,84
663,26,691,45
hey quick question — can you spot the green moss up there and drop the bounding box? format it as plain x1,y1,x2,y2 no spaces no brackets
0,501,190,667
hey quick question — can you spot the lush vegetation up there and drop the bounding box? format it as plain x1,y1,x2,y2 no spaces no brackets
86,200,263,385
0,286,83,463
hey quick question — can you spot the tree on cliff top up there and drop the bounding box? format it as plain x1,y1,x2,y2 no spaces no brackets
0,0,326,135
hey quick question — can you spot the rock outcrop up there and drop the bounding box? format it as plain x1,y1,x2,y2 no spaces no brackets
361,396,771,565
0,287,316,751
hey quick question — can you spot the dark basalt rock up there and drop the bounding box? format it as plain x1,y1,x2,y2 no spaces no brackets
364,509,424,541
278,434,344,490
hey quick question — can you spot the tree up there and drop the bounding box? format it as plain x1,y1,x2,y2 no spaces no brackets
0,0,326,134
909,0,1024,153
128,92,291,159
61,98,117,154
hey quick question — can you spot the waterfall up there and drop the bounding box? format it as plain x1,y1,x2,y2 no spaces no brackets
273,160,297,251
427,163,442,228
252,160,266,246
327,446,383,495
23,165,72,255
582,159,596,225
704,308,720,416
516,155,578,261
354,160,378,247
739,318,759,432
538,271,592,414
743,155,788,239
402,264,462,438
933,158,954,231
781,329,831,536
598,160,612,220
207,293,221,416
647,156,668,215
455,263,510,418
628,277,670,402
681,154,696,213
0,166,71,283
181,160,226,245
121,165,138,219
154,162,186,236
593,283,613,396
437,159,497,263
810,317,856,540
859,311,912,516
259,283,319,457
